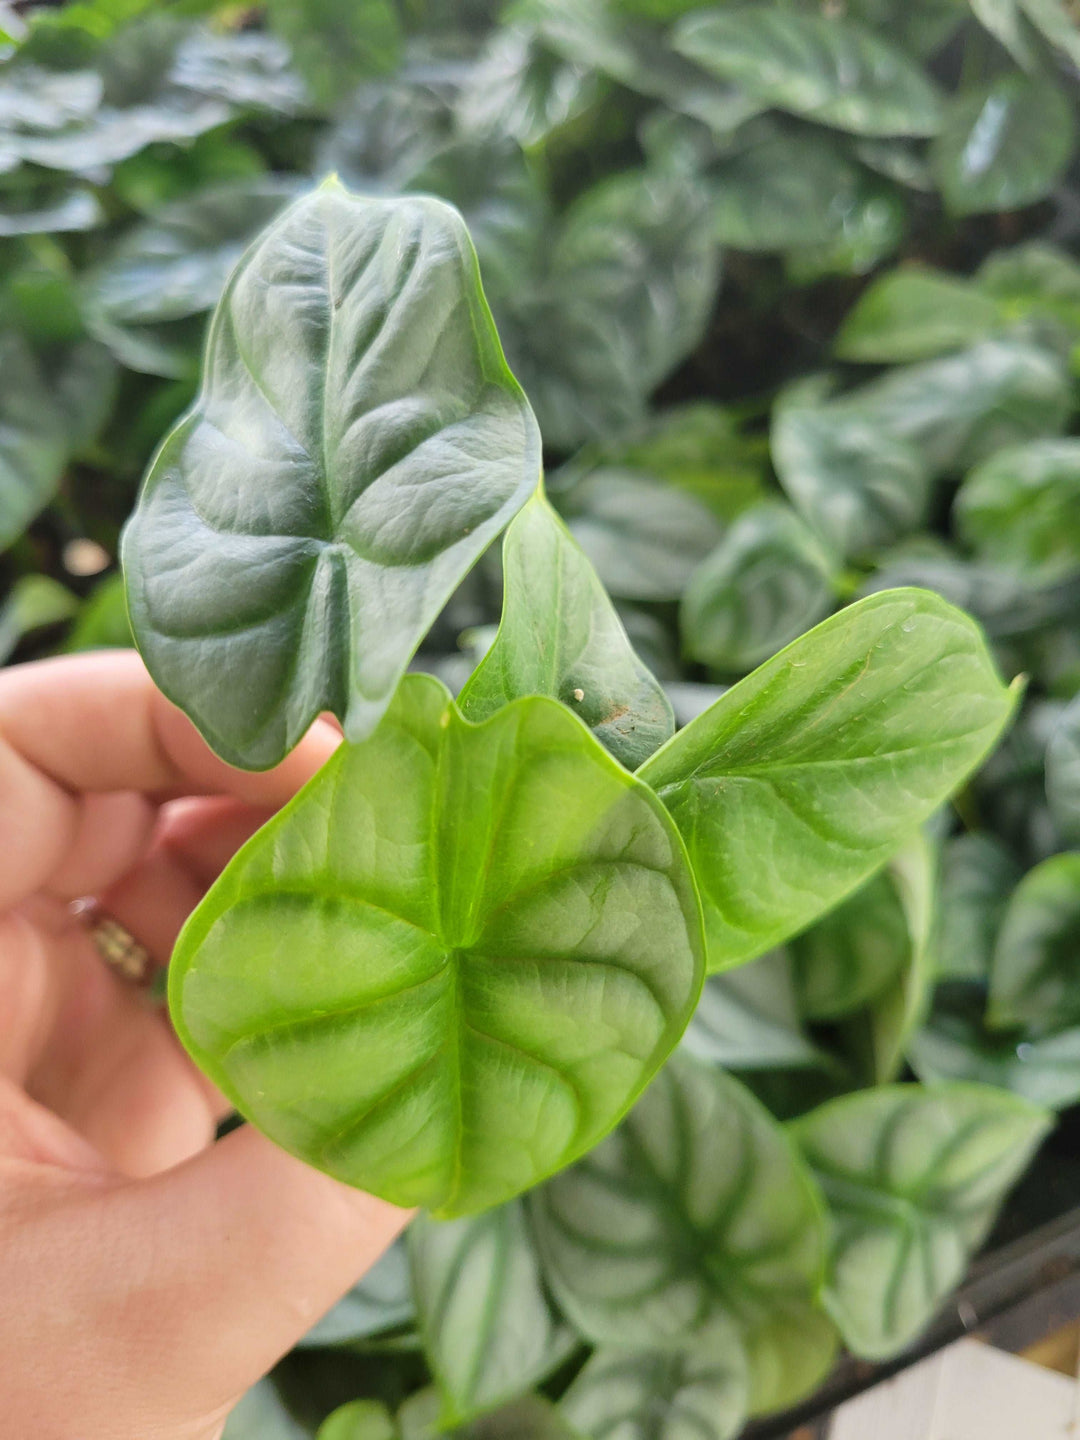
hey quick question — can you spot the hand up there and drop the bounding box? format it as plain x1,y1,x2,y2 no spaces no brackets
0,652,411,1440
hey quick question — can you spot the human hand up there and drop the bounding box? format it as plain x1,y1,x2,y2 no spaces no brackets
0,652,412,1440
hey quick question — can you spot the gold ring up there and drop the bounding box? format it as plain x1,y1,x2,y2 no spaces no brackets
72,900,154,987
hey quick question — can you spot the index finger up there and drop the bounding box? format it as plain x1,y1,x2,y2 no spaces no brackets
0,651,339,911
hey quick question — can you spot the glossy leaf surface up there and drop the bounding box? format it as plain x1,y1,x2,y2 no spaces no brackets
409,1201,574,1425
124,182,541,769
792,1084,1051,1357
932,73,1075,216
170,674,705,1216
459,493,673,770
561,1332,749,1440
640,589,1016,971
673,10,941,137
532,1055,834,1414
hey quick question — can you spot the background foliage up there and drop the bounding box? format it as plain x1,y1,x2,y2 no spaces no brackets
4,0,1080,1435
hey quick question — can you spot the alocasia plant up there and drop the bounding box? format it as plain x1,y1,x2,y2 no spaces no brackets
116,181,1038,1432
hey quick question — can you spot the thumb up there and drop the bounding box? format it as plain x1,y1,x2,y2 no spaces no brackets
8,1125,412,1438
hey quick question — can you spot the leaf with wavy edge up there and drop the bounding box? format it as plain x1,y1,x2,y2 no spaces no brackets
640,589,1016,973
459,492,673,770
124,180,541,769
792,1082,1052,1358
169,673,704,1217
532,1054,835,1415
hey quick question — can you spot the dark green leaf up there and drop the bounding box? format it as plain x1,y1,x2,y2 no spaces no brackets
459,493,674,770
410,1202,574,1425
792,1083,1052,1358
169,673,705,1216
955,439,1080,582
265,0,402,106
0,574,78,663
561,1335,749,1440
673,10,942,137
0,330,69,550
532,1054,834,1414
123,182,541,769
680,503,836,673
772,382,933,559
988,852,1080,1031
834,267,1005,364
792,870,910,1023
936,833,1021,983
1046,695,1080,844
642,590,1015,972
932,72,1076,216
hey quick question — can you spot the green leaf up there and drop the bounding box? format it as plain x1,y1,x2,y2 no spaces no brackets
682,948,833,1074
839,339,1073,474
834,267,1005,364
835,833,938,1085
0,574,78,663
1047,695,1080,844
0,180,102,235
705,122,892,253
65,573,133,653
169,28,309,114
931,72,1076,217
224,1381,309,1440
169,673,705,1217
456,26,603,150
298,1239,414,1347
556,470,725,603
936,833,1021,983
1019,0,1080,67
0,330,69,551
410,1201,575,1426
532,1054,834,1414
461,1396,581,1440
641,590,1015,972
988,852,1080,1032
608,403,767,522
560,1334,750,1440
500,170,720,450
792,870,910,1023
968,0,1039,68
977,241,1080,339
318,1401,397,1440
458,493,673,770
83,176,298,341
265,0,402,106
772,383,933,559
909,1004,1080,1111
672,10,942,137
955,439,1080,582
792,1082,1052,1358
679,503,836,674
123,182,541,770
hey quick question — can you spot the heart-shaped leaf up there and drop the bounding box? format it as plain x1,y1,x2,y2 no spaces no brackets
124,181,541,769
792,1083,1052,1358
532,1054,835,1414
679,502,836,674
988,852,1080,1032
640,589,1016,972
932,73,1075,216
560,1329,750,1440
410,1201,575,1426
169,673,705,1216
673,10,942,137
459,493,674,770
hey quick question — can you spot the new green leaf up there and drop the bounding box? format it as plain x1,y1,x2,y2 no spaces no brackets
459,493,674,770
124,182,541,769
169,674,705,1216
640,589,1016,971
